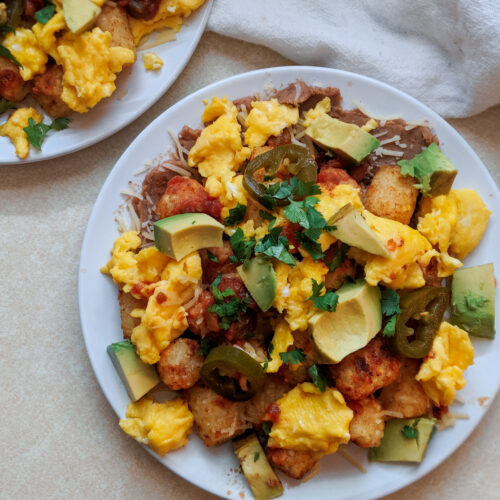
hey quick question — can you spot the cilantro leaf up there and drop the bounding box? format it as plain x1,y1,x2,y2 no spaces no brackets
259,177,321,209
208,273,249,329
210,273,235,302
306,279,339,312
255,226,296,266
259,209,276,229
197,338,215,356
253,452,260,462
206,250,219,262
229,228,255,264
262,422,271,435
382,314,397,338
401,421,419,440
295,232,325,261
381,288,401,317
283,199,310,228
0,98,16,114
224,202,246,226
293,180,321,197
0,26,16,34
0,45,22,68
23,117,71,149
268,342,274,355
279,348,306,365
328,243,349,272
308,365,327,392
34,3,55,24
50,116,71,131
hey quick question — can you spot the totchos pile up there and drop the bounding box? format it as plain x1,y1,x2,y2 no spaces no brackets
101,80,495,498
0,0,206,158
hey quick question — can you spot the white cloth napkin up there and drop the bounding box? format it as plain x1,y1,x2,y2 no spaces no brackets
208,0,500,118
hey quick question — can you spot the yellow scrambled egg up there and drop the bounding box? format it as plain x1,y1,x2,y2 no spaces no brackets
131,253,202,364
267,383,353,454
119,396,193,455
302,97,331,127
32,11,66,63
57,28,135,113
189,98,251,181
416,321,474,406
100,231,170,293
206,173,248,220
0,108,43,159
274,258,329,331
142,52,164,70
244,99,299,148
266,319,294,373
418,189,491,261
2,28,47,81
129,0,205,45
350,211,436,289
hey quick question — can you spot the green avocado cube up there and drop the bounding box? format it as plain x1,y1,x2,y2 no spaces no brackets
368,418,436,463
107,340,159,401
237,256,277,312
398,143,457,197
450,263,496,338
305,114,380,164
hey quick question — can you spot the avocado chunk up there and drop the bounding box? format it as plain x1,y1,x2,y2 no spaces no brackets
327,203,391,258
237,256,276,312
450,263,495,338
154,213,224,261
233,433,283,500
107,340,159,401
369,418,436,463
309,279,382,363
305,114,380,164
63,0,101,35
398,143,457,197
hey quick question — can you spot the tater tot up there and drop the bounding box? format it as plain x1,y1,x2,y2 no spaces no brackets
0,57,30,102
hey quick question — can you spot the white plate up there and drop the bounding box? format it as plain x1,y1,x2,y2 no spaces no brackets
0,0,212,165
78,66,500,500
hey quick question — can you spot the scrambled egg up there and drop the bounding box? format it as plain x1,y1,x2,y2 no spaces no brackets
142,52,164,71
266,319,294,373
129,0,205,45
350,211,436,289
119,396,193,455
202,96,233,122
0,108,43,159
416,322,474,406
244,99,299,148
303,97,331,127
418,189,491,262
57,28,135,113
2,28,47,80
189,98,251,180
32,11,66,62
131,253,202,364
205,173,248,220
100,231,169,293
274,257,329,331
267,383,353,454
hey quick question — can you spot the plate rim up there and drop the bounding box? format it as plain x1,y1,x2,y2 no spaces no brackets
78,65,500,500
0,0,213,166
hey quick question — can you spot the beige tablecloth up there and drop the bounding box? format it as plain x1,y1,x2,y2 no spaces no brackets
1,32,500,500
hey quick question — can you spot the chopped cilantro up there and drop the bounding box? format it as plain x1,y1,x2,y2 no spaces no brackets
0,98,16,114
229,228,255,264
34,2,55,24
401,421,419,440
262,359,269,372
197,339,215,356
268,342,274,355
279,348,306,365
262,422,271,435
465,294,488,310
307,365,327,392
207,274,248,329
381,288,401,316
255,226,296,266
206,250,219,262
259,176,321,208
0,45,22,68
253,451,260,462
306,279,339,312
224,202,246,226
23,116,70,149
382,315,397,338
259,209,276,229
0,26,15,34
295,232,325,261
328,243,349,272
